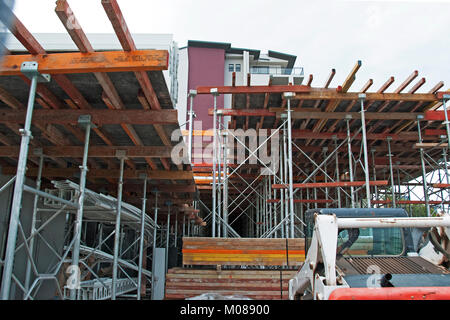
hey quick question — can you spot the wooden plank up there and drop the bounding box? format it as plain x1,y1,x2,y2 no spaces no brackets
165,289,289,300
86,183,196,194
272,180,388,189
182,237,305,266
1,167,193,180
372,200,450,205
290,130,418,141
56,2,171,171
102,0,163,111
196,85,311,94
0,109,178,125
267,199,333,204
273,110,421,120
0,146,173,158
294,90,437,102
437,91,450,100
0,50,168,76
210,108,276,117
433,184,450,189
168,268,297,275
425,110,450,121
414,142,447,149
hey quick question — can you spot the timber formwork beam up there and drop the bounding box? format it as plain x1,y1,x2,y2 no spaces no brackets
0,146,173,158
0,109,178,125
1,167,194,180
0,50,169,76
272,180,389,189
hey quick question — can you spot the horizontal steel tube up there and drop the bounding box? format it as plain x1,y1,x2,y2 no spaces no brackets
337,217,450,229
23,185,79,208
0,176,16,195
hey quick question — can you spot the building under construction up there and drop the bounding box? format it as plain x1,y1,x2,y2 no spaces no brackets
0,0,449,301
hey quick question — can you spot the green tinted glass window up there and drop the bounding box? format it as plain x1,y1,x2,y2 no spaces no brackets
337,227,403,256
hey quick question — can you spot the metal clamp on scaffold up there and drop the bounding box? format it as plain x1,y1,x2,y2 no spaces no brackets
210,88,219,96
115,149,128,160
21,61,51,83
189,89,197,97
78,115,97,129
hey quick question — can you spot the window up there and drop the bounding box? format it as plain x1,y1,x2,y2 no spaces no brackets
235,64,241,72
337,227,404,256
228,64,234,72
251,66,270,74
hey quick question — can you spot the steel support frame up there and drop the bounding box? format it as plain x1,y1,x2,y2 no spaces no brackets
0,62,50,300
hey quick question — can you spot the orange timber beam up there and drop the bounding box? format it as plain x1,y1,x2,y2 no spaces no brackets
0,50,169,76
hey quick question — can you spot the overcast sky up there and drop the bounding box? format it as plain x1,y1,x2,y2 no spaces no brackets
10,0,450,93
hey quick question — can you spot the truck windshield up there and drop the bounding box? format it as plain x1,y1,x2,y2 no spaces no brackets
337,227,404,256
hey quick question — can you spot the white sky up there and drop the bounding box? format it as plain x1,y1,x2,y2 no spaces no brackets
10,0,450,93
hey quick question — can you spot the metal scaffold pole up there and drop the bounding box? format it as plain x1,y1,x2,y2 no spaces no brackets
151,189,159,300
333,136,341,208
442,94,450,151
217,122,222,238
24,151,43,297
359,94,371,208
0,62,49,300
69,116,93,301
386,137,396,207
280,135,285,238
211,88,219,237
284,92,295,238
345,116,356,208
323,147,329,208
188,90,197,163
111,154,125,300
371,148,378,206
222,132,228,238
417,116,431,217
165,201,172,275
443,149,450,213
137,174,147,300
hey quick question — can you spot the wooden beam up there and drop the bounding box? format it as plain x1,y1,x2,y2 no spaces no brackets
372,200,450,205
436,91,449,100
0,109,178,125
341,60,362,92
55,2,160,171
0,8,45,55
425,129,447,136
267,199,333,204
0,50,169,76
271,110,421,120
101,0,176,172
414,142,447,149
272,180,388,190
196,85,310,95
86,183,196,194
425,110,450,121
324,69,336,88
102,0,162,111
306,74,313,86
3,8,124,163
1,167,193,180
0,146,173,158
293,90,437,102
55,0,94,53
209,109,276,117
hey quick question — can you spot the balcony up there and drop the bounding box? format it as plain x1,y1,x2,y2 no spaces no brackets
249,66,304,76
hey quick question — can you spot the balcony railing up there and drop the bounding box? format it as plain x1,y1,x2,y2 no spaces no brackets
250,66,304,76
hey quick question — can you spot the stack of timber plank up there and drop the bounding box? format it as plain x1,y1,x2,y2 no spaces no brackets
182,237,305,266
165,238,305,300
165,268,298,300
